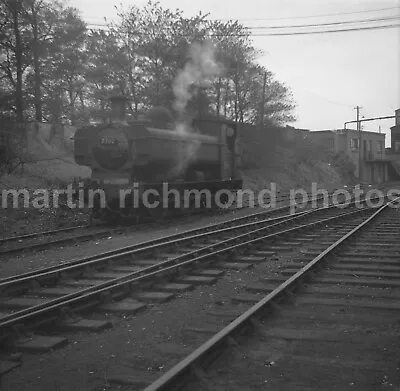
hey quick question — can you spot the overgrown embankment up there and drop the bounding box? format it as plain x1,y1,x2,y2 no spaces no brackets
238,124,356,194
0,122,90,237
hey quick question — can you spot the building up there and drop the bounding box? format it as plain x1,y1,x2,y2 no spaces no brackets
385,109,400,179
284,125,310,141
306,128,388,183
390,108,400,152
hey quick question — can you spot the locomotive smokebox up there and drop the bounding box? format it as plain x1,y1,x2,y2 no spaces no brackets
110,95,127,124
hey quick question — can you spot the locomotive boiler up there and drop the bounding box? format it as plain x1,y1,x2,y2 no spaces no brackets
73,96,242,222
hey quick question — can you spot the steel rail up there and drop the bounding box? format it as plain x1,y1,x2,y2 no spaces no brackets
0,194,336,288
0,183,372,256
0,191,331,256
0,191,302,245
0,190,364,288
142,196,400,391
0,205,372,333
0,192,362,291
0,224,90,244
0,225,135,256
0,182,392,247
0,209,312,289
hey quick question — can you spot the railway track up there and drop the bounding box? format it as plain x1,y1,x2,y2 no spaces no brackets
0,191,342,288
0,190,315,256
139,195,400,391
0,184,383,257
0,194,383,364
0,223,124,256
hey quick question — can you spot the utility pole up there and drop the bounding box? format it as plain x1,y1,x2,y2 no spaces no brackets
355,106,362,183
259,71,267,127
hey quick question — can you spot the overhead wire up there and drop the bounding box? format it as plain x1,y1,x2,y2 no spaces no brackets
86,15,400,36
247,23,400,37
248,16,400,30
83,7,400,26
213,6,400,21
87,23,400,35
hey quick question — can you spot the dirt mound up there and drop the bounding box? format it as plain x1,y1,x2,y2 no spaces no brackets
240,128,350,194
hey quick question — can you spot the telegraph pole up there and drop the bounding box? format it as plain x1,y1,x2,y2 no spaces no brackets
356,106,362,182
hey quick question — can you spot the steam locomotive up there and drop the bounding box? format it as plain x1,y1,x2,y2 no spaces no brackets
73,96,242,222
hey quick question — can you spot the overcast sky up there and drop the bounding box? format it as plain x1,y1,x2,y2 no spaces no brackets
69,0,400,146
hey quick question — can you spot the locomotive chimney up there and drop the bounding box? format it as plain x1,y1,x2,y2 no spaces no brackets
110,95,127,124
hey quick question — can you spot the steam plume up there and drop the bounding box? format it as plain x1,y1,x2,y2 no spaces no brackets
170,40,222,177
172,40,222,124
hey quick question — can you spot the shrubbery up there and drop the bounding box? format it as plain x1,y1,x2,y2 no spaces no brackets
0,123,27,177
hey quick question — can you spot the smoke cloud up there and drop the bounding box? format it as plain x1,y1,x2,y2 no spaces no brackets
171,40,222,177
172,39,222,123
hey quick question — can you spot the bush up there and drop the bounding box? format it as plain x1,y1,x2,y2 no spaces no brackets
0,124,27,177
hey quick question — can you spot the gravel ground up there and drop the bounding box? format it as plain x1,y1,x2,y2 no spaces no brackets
0,216,354,391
